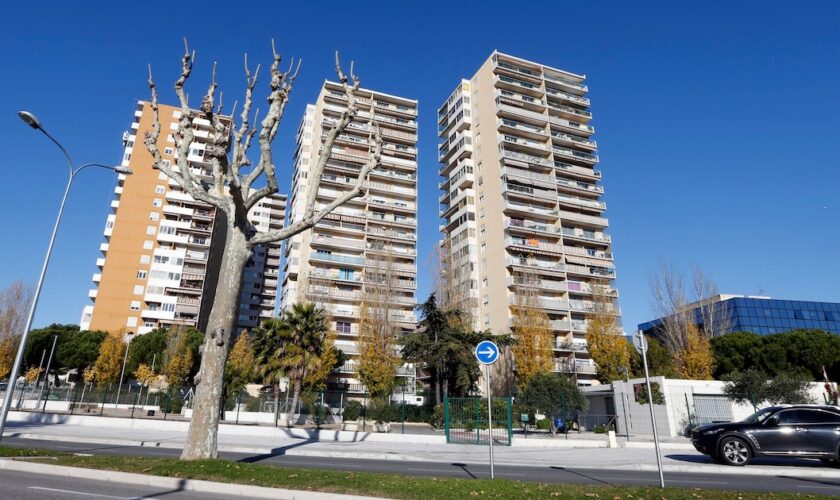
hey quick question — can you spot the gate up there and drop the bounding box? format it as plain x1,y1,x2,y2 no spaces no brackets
693,394,733,425
444,397,512,446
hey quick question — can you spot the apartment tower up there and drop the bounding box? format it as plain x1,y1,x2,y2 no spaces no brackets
438,52,620,385
281,82,418,403
80,101,286,335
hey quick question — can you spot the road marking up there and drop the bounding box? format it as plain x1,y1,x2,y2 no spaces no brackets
27,486,132,499
497,472,526,477
408,467,448,473
799,485,840,490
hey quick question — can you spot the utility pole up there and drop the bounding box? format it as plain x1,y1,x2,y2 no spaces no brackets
40,335,59,412
114,333,134,410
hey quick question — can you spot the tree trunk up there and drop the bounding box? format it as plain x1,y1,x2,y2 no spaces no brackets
289,377,302,424
180,226,250,460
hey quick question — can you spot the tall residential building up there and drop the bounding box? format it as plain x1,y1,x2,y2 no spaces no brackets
281,82,419,403
80,101,286,335
438,52,620,385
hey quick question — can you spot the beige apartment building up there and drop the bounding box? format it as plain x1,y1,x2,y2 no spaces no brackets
281,82,419,403
438,52,620,386
80,101,285,335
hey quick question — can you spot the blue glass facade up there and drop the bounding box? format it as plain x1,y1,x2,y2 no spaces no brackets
639,297,840,336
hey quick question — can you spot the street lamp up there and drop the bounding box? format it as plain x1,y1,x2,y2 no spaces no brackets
0,111,132,441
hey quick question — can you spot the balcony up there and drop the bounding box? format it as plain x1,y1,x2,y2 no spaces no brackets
555,341,588,353
500,149,553,169
91,273,101,283
88,289,98,298
311,234,366,250
543,72,588,94
310,253,365,267
550,130,596,149
504,200,558,219
556,177,603,195
558,210,608,227
553,146,599,165
560,227,610,243
565,264,616,279
547,101,592,122
557,194,606,211
502,183,557,202
494,74,543,96
306,287,361,301
562,245,612,261
498,118,548,140
501,135,549,155
507,276,567,292
500,166,554,186
95,257,106,268
506,257,564,273
497,103,548,124
506,237,563,255
544,86,590,106
504,218,555,236
555,360,597,375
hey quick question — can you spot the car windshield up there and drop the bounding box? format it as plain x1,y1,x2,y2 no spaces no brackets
741,407,777,424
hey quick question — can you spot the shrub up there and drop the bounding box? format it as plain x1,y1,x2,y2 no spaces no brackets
368,398,396,423
536,418,551,430
343,400,362,421
594,424,607,434
429,404,444,429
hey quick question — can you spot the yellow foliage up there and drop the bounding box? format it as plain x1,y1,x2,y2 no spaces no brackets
0,336,17,380
83,366,95,385
93,332,127,386
24,366,43,384
586,313,630,384
164,329,193,386
134,363,159,386
304,330,339,393
358,303,400,399
675,324,714,379
225,332,254,391
510,304,554,388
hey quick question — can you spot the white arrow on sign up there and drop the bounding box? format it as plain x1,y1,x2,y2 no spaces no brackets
479,346,496,357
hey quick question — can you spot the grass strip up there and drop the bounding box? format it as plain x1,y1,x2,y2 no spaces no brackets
0,445,829,499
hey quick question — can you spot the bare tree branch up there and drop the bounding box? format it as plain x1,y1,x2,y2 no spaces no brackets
302,51,360,219
249,124,382,246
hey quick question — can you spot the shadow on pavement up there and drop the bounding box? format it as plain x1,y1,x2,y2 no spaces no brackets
238,437,318,464
451,462,477,479
550,466,611,485
147,478,187,498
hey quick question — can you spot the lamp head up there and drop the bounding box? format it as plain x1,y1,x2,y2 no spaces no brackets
115,166,133,175
18,111,41,129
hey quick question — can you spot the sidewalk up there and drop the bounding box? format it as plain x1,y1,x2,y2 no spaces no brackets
5,412,840,480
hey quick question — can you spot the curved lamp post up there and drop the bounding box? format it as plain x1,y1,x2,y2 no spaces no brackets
0,111,132,440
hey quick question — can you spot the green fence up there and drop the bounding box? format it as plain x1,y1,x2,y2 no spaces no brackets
444,397,512,446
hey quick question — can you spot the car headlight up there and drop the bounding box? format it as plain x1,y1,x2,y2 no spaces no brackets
702,428,724,435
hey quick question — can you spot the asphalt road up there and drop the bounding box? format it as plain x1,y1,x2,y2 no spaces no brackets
0,468,258,499
3,437,840,496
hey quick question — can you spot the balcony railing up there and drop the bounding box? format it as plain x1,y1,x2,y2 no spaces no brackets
560,227,610,243
501,149,553,167
501,166,554,184
506,257,565,272
557,194,606,211
310,253,365,266
556,178,603,194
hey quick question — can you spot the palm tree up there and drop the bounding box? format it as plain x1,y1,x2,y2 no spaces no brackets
252,318,286,413
253,304,329,419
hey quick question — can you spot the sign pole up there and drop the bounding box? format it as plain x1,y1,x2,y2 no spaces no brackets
637,330,665,489
474,339,499,480
486,363,494,480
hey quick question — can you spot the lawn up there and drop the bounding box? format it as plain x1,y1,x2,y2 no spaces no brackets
0,445,828,499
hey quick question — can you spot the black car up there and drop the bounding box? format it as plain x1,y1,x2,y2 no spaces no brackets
691,404,840,466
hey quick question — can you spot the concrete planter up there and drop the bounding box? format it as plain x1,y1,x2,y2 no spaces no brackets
373,422,391,433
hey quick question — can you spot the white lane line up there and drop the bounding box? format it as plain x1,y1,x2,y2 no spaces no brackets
27,486,130,499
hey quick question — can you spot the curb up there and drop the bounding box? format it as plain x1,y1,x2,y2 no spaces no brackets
0,458,386,500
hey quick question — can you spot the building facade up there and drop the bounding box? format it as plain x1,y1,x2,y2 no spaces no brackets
281,82,419,402
80,101,285,335
437,52,620,385
639,295,840,337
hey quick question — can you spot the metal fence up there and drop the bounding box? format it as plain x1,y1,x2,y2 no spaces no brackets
444,397,512,446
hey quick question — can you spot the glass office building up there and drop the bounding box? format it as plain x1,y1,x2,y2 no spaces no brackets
639,295,840,336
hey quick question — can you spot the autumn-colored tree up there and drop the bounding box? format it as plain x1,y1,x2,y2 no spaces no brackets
0,336,17,380
24,367,43,384
586,283,630,384
163,329,194,387
510,269,554,388
358,254,402,400
224,332,254,395
304,330,343,393
82,366,95,385
92,332,127,386
675,323,714,379
135,363,159,387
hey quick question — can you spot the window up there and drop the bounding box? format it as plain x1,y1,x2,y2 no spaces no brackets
143,240,153,249
164,147,174,155
336,321,352,334
129,301,140,311
136,270,147,280
162,303,176,312
146,225,156,235
140,255,150,265
161,160,171,169
152,198,162,207
149,212,159,221
126,317,138,327
144,321,155,328
155,185,165,194
133,285,144,295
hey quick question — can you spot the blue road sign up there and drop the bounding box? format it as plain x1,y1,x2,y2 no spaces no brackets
475,340,500,365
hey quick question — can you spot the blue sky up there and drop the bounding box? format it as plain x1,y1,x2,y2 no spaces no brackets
0,1,838,333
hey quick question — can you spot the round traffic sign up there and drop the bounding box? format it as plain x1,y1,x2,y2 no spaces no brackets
475,340,500,365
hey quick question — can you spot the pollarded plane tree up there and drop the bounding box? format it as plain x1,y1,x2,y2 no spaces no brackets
145,40,382,460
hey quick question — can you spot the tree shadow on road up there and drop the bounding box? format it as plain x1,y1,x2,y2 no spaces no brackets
666,453,830,469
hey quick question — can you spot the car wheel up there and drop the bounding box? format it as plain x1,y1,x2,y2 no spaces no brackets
718,436,752,466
